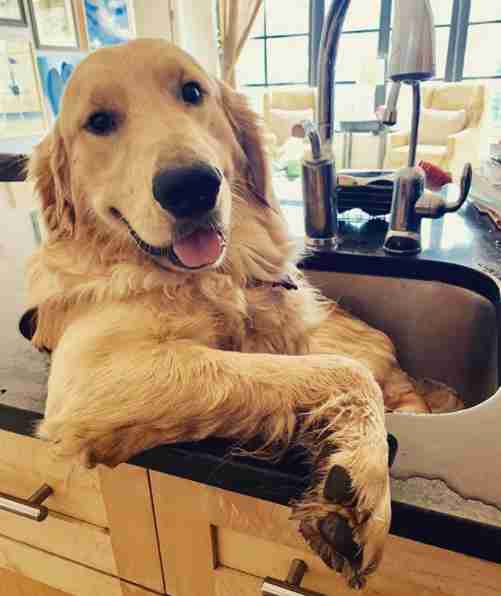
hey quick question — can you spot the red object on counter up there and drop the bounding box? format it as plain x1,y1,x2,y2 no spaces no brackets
418,160,452,188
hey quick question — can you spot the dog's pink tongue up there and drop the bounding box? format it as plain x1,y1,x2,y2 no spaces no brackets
173,229,223,268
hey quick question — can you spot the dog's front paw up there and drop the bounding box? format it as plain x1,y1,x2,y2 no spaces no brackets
38,415,163,468
37,416,129,468
293,440,391,589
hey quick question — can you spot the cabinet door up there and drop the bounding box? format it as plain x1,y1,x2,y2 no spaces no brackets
0,430,164,593
151,472,501,596
0,534,160,596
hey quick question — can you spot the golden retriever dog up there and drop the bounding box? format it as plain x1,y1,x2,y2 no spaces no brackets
24,39,460,588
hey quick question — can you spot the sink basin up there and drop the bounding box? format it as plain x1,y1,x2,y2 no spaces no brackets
304,269,498,408
302,263,501,510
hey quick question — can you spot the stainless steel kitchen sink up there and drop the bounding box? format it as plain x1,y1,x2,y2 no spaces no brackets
304,269,498,409
303,266,501,510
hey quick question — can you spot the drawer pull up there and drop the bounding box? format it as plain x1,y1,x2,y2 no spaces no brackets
262,559,325,596
0,484,53,522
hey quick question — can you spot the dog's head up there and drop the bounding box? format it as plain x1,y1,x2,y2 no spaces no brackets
30,39,290,278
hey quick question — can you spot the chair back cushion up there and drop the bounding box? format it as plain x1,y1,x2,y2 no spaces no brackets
429,82,486,127
419,108,467,145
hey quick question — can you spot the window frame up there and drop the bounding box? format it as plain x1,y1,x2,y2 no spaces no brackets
241,1,311,89
238,1,501,128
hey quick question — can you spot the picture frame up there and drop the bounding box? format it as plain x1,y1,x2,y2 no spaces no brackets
0,39,48,139
0,0,28,27
84,0,135,51
27,0,80,50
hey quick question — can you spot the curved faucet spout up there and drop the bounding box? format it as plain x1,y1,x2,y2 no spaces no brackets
316,0,351,152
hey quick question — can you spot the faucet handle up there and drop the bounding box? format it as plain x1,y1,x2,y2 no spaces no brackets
292,120,322,161
415,163,472,218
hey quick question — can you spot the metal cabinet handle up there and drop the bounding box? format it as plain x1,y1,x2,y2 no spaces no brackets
262,559,326,596
0,484,53,522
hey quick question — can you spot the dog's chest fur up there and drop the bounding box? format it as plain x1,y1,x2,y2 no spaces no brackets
157,275,328,357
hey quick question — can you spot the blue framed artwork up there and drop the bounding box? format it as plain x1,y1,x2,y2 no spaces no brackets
37,54,82,120
84,0,134,50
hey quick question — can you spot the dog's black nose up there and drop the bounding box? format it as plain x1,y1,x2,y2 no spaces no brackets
152,165,221,218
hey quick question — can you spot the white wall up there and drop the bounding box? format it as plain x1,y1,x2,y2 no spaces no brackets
132,0,174,41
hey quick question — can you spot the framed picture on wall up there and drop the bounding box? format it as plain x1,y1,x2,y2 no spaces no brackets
0,40,48,139
0,0,28,26
84,0,135,51
27,0,80,50
37,52,83,121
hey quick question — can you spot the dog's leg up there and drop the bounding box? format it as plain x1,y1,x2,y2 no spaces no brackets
40,309,389,587
311,305,431,413
293,361,390,589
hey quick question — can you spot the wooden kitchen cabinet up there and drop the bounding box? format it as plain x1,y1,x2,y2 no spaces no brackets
0,537,158,596
2,424,501,596
0,429,164,595
150,472,501,596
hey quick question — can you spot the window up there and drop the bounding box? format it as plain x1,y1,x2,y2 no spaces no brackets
236,1,501,132
431,0,455,79
236,1,310,88
462,2,501,129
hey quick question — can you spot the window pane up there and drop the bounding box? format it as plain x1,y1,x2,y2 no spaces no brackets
469,3,501,23
434,26,450,78
326,0,381,31
489,80,501,130
249,3,265,38
266,0,309,35
236,39,265,85
334,82,379,121
464,23,501,77
241,87,267,114
267,36,309,84
336,32,378,82
430,0,454,26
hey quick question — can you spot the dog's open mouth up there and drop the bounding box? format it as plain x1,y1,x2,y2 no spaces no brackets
111,208,226,270
170,228,226,268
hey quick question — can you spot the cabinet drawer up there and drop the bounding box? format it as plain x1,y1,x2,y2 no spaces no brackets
218,527,501,596
0,429,107,526
152,473,501,596
0,534,159,596
0,430,164,592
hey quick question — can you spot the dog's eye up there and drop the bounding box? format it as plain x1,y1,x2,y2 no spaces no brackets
85,111,117,135
181,81,203,105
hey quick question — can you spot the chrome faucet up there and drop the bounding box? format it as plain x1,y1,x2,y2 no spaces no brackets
382,0,471,254
300,0,471,253
298,0,351,249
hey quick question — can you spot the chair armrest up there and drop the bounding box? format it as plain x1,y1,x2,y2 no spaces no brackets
447,127,481,174
387,131,410,149
447,127,476,156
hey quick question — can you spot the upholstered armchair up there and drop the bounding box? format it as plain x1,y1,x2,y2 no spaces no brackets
385,82,486,180
262,86,317,153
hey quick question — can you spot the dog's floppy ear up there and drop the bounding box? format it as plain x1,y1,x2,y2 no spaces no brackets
218,81,278,209
29,123,74,239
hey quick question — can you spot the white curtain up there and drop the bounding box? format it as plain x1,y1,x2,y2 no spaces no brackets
219,0,264,87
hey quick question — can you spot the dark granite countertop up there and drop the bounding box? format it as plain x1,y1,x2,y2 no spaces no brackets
2,176,501,566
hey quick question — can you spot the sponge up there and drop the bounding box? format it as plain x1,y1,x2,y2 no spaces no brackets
418,160,452,189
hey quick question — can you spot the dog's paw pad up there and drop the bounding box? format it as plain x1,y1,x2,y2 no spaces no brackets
323,465,354,504
300,514,365,587
300,519,345,572
319,515,360,564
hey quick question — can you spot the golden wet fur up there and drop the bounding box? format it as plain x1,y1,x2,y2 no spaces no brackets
26,40,458,587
